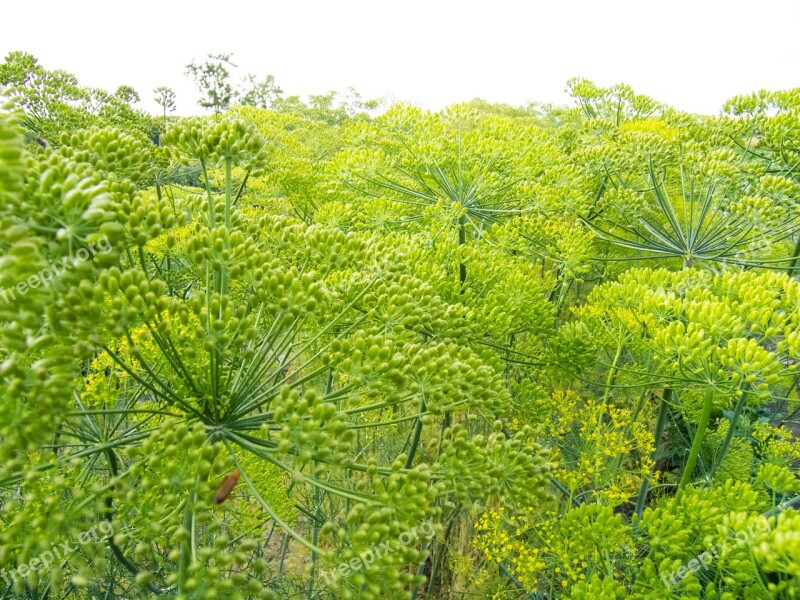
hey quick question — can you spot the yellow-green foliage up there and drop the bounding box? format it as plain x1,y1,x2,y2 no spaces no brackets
2,65,800,600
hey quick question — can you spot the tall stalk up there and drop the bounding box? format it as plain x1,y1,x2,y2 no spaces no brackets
707,385,748,481
601,336,625,405
787,235,800,276
222,156,233,294
635,389,671,516
458,213,467,292
678,387,715,490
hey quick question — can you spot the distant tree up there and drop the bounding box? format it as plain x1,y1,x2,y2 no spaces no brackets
239,73,283,109
335,87,384,116
185,53,237,114
271,88,384,125
0,51,156,142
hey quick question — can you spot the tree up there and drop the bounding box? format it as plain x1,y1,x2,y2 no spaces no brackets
239,73,282,109
0,51,156,142
185,53,237,114
269,88,384,125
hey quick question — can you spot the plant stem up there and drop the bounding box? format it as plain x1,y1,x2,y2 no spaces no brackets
635,388,671,517
177,487,197,594
409,541,430,600
426,506,461,595
601,336,625,405
708,385,748,481
306,484,322,599
200,157,215,227
224,156,232,231
405,401,425,469
679,387,715,490
787,235,800,276
458,214,466,293
277,534,290,579
233,171,250,206
222,156,233,294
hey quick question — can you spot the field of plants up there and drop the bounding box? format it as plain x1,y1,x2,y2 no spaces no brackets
2,51,800,599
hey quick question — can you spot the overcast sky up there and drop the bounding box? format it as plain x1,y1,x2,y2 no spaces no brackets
2,0,799,117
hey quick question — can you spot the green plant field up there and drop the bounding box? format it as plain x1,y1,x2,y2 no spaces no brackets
2,52,800,599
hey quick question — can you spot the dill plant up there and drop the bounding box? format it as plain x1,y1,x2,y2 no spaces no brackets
2,58,800,599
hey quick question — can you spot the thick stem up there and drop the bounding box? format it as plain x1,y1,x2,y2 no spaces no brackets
277,534,290,578
436,413,451,461
554,278,574,315
177,490,196,594
224,156,233,231
601,336,625,405
458,214,466,293
635,389,671,517
708,386,748,481
404,401,425,469
104,449,168,594
409,541,431,600
679,387,715,490
430,507,460,590
584,176,607,221
787,235,800,276
222,156,233,294
233,171,250,207
306,485,323,599
200,156,221,295
199,157,215,228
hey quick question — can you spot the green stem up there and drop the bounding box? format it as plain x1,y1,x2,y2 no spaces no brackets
551,476,581,507
426,506,461,594
787,235,800,276
199,157,215,228
458,214,466,292
629,389,651,429
679,387,715,490
708,385,749,481
200,156,221,295
306,484,323,599
409,541,431,600
177,486,197,594
224,156,232,231
609,389,651,482
554,278,574,315
221,156,233,294
233,170,250,206
404,401,425,469
601,336,625,404
436,413,452,461
635,389,671,517
104,449,169,594
277,534,290,579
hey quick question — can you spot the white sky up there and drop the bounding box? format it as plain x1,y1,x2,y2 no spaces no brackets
2,0,799,117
